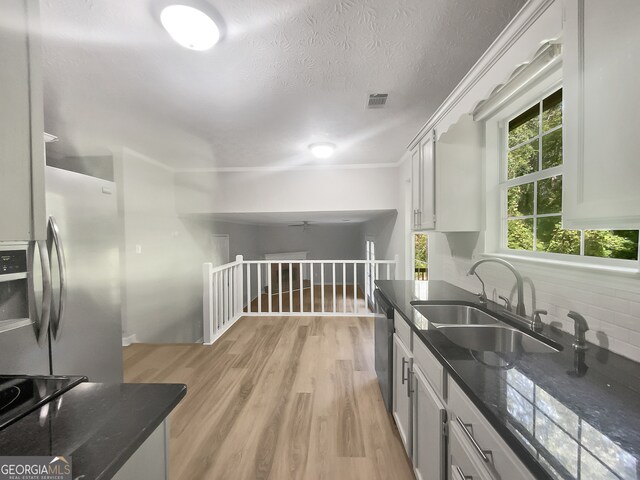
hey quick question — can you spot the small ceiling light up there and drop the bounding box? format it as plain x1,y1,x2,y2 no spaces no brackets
160,5,220,51
308,142,336,159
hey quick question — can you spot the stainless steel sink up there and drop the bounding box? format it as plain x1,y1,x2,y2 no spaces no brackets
436,325,560,354
412,304,498,326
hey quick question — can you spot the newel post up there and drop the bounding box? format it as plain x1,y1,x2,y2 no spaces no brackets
203,262,214,345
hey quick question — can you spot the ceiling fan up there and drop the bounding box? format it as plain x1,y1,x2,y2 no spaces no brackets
287,221,313,231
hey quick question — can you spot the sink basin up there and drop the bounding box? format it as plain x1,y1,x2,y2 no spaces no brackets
436,325,560,354
413,304,498,326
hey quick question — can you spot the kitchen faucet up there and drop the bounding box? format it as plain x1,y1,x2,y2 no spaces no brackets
467,258,526,317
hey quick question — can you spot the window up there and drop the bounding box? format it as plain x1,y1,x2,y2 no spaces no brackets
414,233,428,280
503,88,639,261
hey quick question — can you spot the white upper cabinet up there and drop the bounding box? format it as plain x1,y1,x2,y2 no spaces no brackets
409,115,483,232
0,0,45,241
435,115,483,232
563,0,640,229
410,131,436,231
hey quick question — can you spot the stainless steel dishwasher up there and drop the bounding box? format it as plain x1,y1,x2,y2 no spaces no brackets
374,288,394,412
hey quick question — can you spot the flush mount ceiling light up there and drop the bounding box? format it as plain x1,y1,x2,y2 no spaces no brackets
160,5,220,51
308,142,336,159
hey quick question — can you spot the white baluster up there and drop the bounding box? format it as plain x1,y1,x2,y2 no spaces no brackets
332,262,336,313
353,263,358,314
310,263,314,313
278,262,283,313
299,262,303,313
342,263,347,313
289,262,293,313
268,262,273,313
320,262,325,313
246,263,251,313
257,263,262,314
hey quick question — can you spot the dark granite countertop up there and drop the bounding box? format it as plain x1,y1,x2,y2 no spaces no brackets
376,280,640,480
0,382,186,480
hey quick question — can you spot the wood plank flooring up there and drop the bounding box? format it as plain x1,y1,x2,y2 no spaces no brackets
123,316,414,480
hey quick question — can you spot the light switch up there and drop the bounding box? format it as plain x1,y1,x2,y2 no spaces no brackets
135,244,142,254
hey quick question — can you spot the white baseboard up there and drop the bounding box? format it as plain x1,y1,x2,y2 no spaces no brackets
196,336,204,344
122,334,137,347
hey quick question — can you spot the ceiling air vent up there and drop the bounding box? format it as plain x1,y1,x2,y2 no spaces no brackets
367,93,388,109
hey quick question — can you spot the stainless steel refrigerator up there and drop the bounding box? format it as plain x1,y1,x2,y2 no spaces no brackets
0,165,123,383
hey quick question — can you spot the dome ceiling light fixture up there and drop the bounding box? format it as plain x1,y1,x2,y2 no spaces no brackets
160,4,220,51
308,142,336,159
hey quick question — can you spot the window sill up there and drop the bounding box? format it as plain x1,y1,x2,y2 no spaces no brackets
481,252,640,277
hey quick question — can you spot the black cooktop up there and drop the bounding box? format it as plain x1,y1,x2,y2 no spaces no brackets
0,375,86,431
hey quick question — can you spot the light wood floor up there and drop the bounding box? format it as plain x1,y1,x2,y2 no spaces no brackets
124,316,414,480
247,285,369,314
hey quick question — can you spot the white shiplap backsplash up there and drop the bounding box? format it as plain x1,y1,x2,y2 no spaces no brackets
429,232,640,363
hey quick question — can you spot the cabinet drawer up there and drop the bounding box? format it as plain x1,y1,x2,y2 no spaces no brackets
449,380,534,480
413,337,444,400
449,420,493,480
394,311,412,350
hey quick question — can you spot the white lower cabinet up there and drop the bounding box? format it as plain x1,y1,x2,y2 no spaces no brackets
112,419,170,480
412,365,446,480
390,319,534,480
449,380,534,480
392,333,413,456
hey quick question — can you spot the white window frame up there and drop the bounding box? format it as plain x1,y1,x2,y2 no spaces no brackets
484,69,640,272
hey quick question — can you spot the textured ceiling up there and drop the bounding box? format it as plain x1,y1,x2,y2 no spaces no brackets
41,0,526,169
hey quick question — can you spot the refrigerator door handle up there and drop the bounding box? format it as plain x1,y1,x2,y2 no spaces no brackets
48,216,68,340
31,240,52,345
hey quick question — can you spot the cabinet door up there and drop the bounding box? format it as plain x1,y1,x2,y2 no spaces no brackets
392,333,413,456
0,0,45,241
563,0,640,229
412,366,446,480
419,133,436,230
411,145,422,230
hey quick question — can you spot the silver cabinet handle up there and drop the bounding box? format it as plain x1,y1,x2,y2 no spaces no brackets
401,357,408,385
30,241,52,345
456,416,492,463
406,367,413,398
453,465,472,480
47,217,67,340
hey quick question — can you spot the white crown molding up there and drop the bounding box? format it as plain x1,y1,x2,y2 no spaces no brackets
408,0,558,149
175,159,404,174
121,146,176,173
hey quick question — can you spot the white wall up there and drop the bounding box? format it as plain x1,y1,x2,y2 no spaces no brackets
210,220,261,261
368,153,412,280
175,166,400,215
115,148,211,343
257,223,362,260
428,233,640,362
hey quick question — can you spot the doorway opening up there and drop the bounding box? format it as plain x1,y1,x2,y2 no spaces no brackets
414,233,428,280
